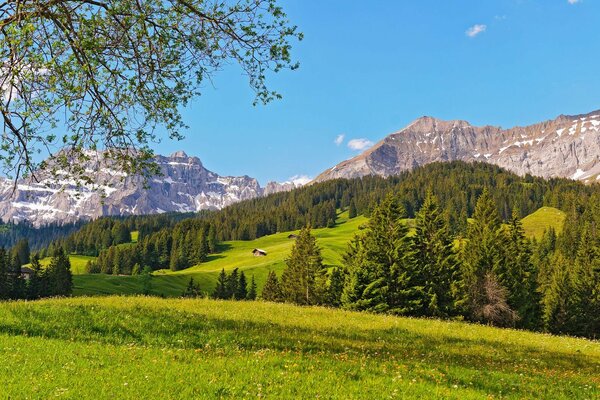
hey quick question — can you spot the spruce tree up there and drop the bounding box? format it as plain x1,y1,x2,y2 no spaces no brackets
341,235,373,310
236,271,248,300
502,209,540,329
226,268,239,299
47,247,73,296
342,194,414,314
348,200,357,219
280,226,326,305
261,270,282,302
27,254,44,299
0,248,8,300
460,189,513,325
412,191,460,317
247,275,257,300
182,277,202,298
140,266,153,295
542,253,576,334
212,269,229,299
12,239,30,267
326,267,345,307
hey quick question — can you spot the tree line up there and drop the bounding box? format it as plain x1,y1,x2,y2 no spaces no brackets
258,190,599,339
0,246,73,300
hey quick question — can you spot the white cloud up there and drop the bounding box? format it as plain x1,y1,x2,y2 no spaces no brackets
334,134,345,146
465,24,487,38
288,175,312,186
347,138,374,151
567,0,580,4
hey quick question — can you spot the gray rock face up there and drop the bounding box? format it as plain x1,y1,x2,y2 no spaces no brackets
0,151,292,226
316,110,600,184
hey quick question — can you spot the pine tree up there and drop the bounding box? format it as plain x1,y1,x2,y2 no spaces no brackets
226,268,239,299
182,277,202,298
571,224,600,337
261,270,282,302
47,247,73,297
348,200,357,219
212,269,229,299
342,194,414,314
542,253,577,334
247,275,257,300
412,191,460,317
280,226,326,305
460,189,513,325
12,239,30,267
0,248,8,300
341,235,372,310
236,271,248,300
140,266,153,295
27,254,44,299
501,209,540,329
326,267,345,307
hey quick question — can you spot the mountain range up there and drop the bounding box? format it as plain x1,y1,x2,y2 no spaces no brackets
0,151,300,226
1,109,599,226
316,110,600,183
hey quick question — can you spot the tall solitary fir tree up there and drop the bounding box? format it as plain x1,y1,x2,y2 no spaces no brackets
460,189,513,325
47,247,73,297
342,193,415,314
412,191,460,317
280,226,326,305
261,270,282,302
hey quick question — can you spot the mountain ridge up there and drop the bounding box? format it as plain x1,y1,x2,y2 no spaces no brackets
0,151,301,226
316,109,600,183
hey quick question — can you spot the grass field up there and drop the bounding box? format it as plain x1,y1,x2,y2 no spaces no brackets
36,254,96,275
521,207,566,240
0,296,597,399
69,207,567,298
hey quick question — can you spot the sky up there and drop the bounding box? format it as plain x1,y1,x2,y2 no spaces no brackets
156,0,600,185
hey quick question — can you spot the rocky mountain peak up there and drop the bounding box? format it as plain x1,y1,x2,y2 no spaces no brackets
316,109,600,184
169,150,189,158
0,151,294,226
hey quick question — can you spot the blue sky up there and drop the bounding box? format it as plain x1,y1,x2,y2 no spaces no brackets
157,0,600,185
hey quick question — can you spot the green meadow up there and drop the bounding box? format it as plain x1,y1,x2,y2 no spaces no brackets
521,206,566,239
0,296,597,399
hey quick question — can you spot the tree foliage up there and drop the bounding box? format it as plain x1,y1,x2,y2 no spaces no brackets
0,0,301,183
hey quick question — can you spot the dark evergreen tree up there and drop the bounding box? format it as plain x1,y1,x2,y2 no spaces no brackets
247,275,257,300
280,227,326,305
140,266,153,295
261,270,282,302
12,239,30,267
226,268,240,300
0,248,8,300
212,269,229,299
502,209,540,329
236,271,248,300
460,189,514,326
27,254,44,299
342,194,415,314
47,247,73,296
348,200,357,219
326,267,345,307
412,191,460,317
182,277,202,298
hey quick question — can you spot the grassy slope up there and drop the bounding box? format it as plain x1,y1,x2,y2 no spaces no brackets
71,207,567,298
74,213,367,297
0,296,597,399
36,254,96,275
521,206,566,240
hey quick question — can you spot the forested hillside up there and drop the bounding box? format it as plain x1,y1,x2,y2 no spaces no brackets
2,161,600,338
